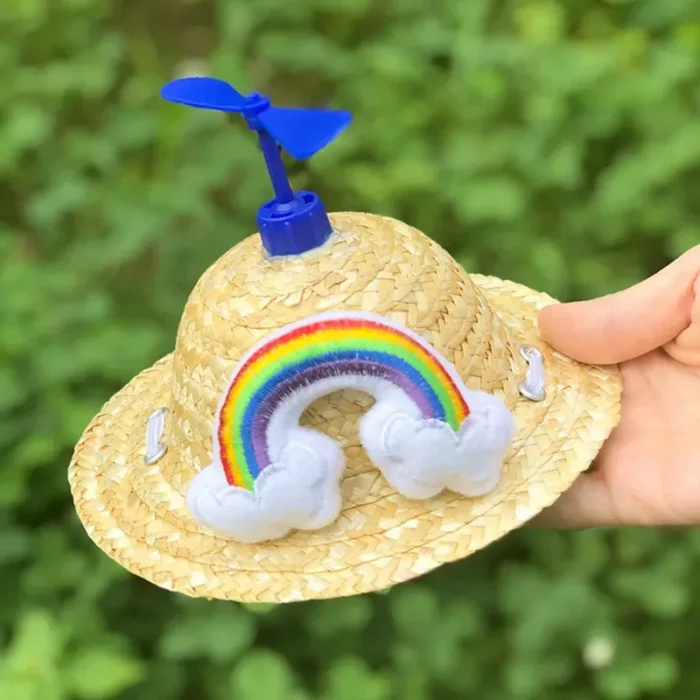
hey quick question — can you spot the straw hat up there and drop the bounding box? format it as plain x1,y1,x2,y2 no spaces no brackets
68,76,622,602
68,209,622,603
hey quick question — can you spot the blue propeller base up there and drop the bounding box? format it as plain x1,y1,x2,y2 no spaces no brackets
257,191,333,257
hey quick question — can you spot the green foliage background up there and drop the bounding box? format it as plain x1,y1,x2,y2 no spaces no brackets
2,0,700,698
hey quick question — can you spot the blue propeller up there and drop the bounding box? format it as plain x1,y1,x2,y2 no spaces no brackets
161,77,351,161
161,76,351,256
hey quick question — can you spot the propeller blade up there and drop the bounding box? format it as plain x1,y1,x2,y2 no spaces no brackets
259,107,352,160
160,77,246,112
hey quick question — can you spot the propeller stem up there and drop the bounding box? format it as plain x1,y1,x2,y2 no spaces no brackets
256,130,294,205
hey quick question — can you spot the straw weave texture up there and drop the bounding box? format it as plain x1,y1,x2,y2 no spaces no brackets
68,213,622,602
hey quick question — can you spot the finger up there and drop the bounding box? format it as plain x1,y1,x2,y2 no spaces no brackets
538,246,700,364
528,472,621,529
667,269,700,368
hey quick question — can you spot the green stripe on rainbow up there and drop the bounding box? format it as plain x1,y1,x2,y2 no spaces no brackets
214,312,471,490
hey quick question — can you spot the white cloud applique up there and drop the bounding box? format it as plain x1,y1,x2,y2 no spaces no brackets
186,426,346,544
360,390,516,500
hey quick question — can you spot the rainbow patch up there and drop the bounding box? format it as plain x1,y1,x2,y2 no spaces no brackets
215,312,471,490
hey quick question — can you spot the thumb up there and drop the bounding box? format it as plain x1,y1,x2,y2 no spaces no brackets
527,472,620,528
538,246,700,364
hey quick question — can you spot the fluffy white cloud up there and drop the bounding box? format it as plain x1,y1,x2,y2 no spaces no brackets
360,391,516,500
186,427,345,543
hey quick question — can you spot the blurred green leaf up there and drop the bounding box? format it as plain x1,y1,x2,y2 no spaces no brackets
5,609,64,672
391,585,439,638
230,649,306,700
65,648,146,699
325,657,390,700
307,596,372,637
160,604,256,662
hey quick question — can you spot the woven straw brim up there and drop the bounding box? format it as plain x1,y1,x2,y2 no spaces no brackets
68,274,622,603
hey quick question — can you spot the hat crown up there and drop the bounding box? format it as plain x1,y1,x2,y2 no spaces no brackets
165,212,525,488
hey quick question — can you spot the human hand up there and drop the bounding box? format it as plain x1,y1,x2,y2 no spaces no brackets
533,245,700,528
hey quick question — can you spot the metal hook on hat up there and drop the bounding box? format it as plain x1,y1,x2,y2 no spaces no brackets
145,408,169,464
518,345,546,402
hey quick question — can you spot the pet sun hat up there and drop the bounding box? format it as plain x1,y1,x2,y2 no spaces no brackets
68,76,623,603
